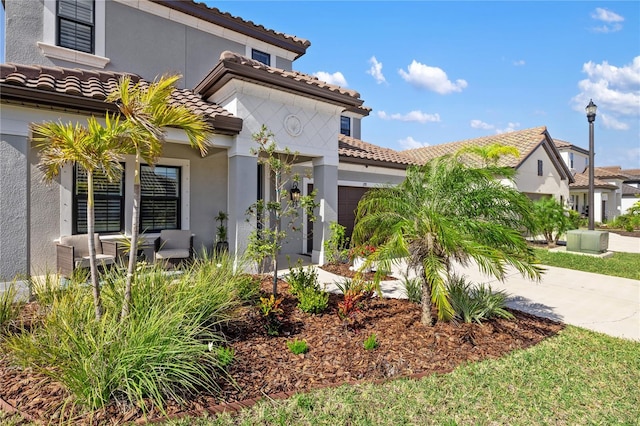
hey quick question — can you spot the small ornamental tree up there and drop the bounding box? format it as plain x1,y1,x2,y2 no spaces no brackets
246,125,317,296
532,196,573,246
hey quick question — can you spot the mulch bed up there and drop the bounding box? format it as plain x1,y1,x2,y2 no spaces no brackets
0,277,564,425
320,261,397,281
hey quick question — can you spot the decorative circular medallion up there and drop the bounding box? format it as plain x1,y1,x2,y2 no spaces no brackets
284,114,303,137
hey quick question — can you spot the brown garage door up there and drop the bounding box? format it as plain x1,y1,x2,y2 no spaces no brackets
338,186,369,239
306,185,369,253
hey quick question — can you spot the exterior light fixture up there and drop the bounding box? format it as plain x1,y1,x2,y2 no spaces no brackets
585,99,597,230
290,181,301,204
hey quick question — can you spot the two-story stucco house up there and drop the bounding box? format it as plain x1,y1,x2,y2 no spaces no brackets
0,0,415,281
403,126,574,203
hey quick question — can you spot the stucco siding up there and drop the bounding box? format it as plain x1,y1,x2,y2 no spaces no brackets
4,0,45,65
0,135,30,280
515,146,569,200
29,143,61,275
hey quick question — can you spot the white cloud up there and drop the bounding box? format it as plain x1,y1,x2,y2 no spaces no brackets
367,56,386,84
378,110,441,123
600,114,630,130
590,7,624,33
470,119,494,130
495,122,520,134
398,136,430,150
398,60,467,94
571,56,640,119
513,60,526,66
313,71,348,87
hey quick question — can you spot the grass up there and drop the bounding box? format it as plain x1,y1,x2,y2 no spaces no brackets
158,326,639,425
535,249,640,280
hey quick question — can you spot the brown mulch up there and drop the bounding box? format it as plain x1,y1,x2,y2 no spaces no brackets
320,261,397,281
0,278,564,425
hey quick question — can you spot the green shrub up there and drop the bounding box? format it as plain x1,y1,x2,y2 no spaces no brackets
297,287,329,314
286,262,319,296
212,346,235,368
7,259,242,412
287,339,308,355
401,274,422,303
0,281,23,334
363,333,378,350
532,197,571,245
446,274,513,324
324,221,350,263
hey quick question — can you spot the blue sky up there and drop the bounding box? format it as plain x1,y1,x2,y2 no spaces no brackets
212,0,639,169
2,2,638,168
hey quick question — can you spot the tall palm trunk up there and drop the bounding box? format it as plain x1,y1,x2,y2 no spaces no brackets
122,151,141,319
86,172,103,320
419,266,433,326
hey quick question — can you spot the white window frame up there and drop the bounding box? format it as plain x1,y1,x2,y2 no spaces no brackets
40,0,110,68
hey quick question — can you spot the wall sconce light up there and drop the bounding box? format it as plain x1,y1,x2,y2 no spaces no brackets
290,181,301,204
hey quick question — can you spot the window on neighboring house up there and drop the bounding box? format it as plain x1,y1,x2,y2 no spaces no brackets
251,49,270,66
569,152,574,169
140,165,181,232
537,160,543,176
340,116,351,136
73,163,124,234
57,0,94,54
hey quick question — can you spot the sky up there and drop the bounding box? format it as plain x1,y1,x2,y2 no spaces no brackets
1,1,638,168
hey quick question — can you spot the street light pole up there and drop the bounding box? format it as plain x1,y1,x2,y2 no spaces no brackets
586,99,597,231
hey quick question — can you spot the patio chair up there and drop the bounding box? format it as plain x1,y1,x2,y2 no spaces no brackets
56,234,118,278
153,230,193,266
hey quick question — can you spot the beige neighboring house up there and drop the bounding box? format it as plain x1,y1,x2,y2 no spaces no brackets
403,126,574,202
554,138,639,222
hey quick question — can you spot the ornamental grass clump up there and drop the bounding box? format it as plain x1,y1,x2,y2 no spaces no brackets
363,333,379,350
7,255,242,412
446,274,514,324
0,281,23,335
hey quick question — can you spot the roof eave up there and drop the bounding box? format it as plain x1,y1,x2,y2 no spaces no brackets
195,60,364,110
149,0,309,59
0,83,242,135
339,155,411,170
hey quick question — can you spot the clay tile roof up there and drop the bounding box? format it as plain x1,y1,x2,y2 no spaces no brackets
150,0,310,57
339,134,418,167
552,139,572,148
621,169,640,179
219,51,362,100
0,63,239,129
622,183,640,196
403,126,549,168
592,167,627,179
570,172,618,190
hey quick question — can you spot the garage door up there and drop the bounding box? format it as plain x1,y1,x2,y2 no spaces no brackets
338,186,369,238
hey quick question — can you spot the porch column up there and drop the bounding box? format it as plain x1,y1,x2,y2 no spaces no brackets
0,135,29,281
227,153,257,260
312,157,338,265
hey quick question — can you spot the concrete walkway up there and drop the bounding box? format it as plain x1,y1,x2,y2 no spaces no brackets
279,234,640,342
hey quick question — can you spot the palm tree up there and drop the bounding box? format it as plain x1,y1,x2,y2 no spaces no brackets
457,143,520,169
106,74,211,319
32,115,127,320
352,154,542,325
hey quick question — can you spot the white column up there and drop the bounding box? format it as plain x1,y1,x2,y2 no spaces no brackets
311,158,338,265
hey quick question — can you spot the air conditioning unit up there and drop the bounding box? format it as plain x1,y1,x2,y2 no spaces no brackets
567,230,609,254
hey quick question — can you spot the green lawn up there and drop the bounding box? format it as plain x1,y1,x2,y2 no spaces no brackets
153,326,639,426
534,249,640,280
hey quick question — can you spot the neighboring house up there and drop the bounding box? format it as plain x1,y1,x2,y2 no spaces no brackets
403,126,574,202
0,0,411,281
600,167,640,215
553,138,635,222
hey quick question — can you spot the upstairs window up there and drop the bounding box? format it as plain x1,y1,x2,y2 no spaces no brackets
57,0,94,54
140,165,181,232
73,164,124,234
537,160,543,176
569,152,574,169
340,116,351,136
251,49,271,66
